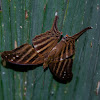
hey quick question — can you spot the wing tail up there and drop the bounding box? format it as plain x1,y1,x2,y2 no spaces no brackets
71,27,92,40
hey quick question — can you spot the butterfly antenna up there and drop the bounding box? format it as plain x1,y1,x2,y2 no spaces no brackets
71,27,93,40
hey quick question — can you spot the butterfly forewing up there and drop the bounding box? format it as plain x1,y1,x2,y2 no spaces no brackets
1,12,61,65
43,27,92,81
49,58,73,81
1,43,42,65
43,38,75,80
43,39,75,64
32,15,61,58
32,31,59,57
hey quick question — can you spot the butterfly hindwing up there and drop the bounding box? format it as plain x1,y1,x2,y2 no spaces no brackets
1,43,43,65
43,39,74,81
49,58,73,81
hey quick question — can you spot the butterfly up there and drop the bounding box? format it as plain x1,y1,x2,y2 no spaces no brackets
43,27,92,81
1,12,62,65
1,12,92,82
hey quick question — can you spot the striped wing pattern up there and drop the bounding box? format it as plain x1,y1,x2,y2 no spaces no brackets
49,58,73,81
32,32,60,58
46,39,75,61
43,27,92,81
32,15,61,58
43,39,75,81
1,9,92,83
43,39,75,68
1,43,42,65
1,13,61,65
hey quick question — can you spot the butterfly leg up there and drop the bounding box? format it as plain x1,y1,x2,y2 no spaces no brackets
43,59,49,69
43,57,52,69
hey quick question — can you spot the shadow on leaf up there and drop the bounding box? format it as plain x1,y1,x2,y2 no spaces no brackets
1,60,41,72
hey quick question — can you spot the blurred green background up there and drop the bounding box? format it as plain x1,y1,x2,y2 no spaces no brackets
0,0,100,100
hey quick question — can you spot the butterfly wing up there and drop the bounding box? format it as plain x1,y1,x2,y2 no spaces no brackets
1,43,43,65
43,39,75,67
57,39,75,60
44,27,92,81
43,38,74,81
48,58,73,81
46,27,92,62
32,14,61,58
1,13,61,65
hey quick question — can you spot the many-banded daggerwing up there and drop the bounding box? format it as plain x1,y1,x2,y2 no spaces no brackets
43,27,92,81
1,12,92,82
1,12,62,65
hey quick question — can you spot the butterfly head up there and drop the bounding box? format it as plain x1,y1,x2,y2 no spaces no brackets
62,34,74,43
65,34,69,37
63,34,70,40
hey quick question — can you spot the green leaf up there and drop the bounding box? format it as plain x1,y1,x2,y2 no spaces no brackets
0,0,100,100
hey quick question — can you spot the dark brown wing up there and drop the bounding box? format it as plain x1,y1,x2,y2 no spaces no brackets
43,37,75,81
43,27,92,81
49,58,73,81
33,32,59,58
43,39,74,81
1,12,61,65
43,39,75,67
56,39,75,60
1,43,43,65
45,27,92,62
32,13,61,58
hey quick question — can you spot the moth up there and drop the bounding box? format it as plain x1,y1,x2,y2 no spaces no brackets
1,12,62,65
1,12,92,82
43,27,92,81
